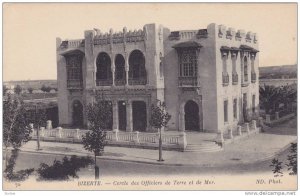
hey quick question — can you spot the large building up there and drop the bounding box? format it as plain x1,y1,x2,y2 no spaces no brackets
56,23,259,134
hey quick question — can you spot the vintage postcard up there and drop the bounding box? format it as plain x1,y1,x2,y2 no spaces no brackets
2,2,298,192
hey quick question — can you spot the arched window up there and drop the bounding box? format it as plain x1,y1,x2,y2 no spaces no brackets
72,100,83,128
244,56,248,82
115,54,126,85
128,50,147,85
184,100,199,131
96,52,112,86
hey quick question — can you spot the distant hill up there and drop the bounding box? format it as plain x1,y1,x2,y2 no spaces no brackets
3,80,57,90
259,64,297,79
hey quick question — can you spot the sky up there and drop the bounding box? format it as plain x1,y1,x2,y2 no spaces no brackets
3,3,297,81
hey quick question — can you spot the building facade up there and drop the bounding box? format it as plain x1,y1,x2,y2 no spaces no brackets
56,23,259,134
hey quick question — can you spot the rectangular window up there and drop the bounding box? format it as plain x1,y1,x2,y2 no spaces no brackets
252,95,256,113
233,98,237,119
224,100,228,123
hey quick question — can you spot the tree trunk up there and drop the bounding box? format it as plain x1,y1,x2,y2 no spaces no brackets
37,126,40,150
94,154,99,179
158,128,163,161
5,147,8,169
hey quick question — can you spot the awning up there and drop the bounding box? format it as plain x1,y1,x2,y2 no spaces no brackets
172,41,202,50
60,49,85,57
240,45,259,53
230,47,241,51
220,46,231,51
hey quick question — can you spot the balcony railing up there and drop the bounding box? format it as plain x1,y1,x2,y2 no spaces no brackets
67,79,83,89
128,77,147,85
96,79,113,86
251,72,257,83
178,76,198,87
115,79,126,86
222,73,229,86
232,73,238,85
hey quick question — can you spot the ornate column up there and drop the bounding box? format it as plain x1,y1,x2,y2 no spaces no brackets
179,107,185,132
112,101,119,131
125,53,129,86
126,100,133,132
111,54,116,86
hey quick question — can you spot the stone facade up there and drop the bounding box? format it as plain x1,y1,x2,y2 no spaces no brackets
56,23,259,134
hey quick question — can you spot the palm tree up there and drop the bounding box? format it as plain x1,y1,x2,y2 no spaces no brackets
259,85,281,114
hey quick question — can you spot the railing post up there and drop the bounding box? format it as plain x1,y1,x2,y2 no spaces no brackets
178,132,187,150
251,120,257,131
244,123,250,134
46,120,52,130
228,127,233,139
134,131,140,143
113,129,119,141
40,127,45,137
266,114,271,123
76,129,80,139
275,112,279,120
57,127,62,138
237,125,242,136
216,131,224,146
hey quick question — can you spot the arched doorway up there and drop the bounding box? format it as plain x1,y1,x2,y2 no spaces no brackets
72,100,83,128
132,101,147,131
184,100,200,131
118,101,127,131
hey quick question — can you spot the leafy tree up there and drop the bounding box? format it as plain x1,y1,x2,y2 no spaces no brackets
82,93,112,179
37,155,93,181
279,85,297,112
259,85,281,114
27,87,34,94
286,143,297,175
14,85,22,95
41,85,52,93
270,158,283,177
3,94,32,181
4,149,34,181
3,85,8,96
25,105,47,150
149,100,171,162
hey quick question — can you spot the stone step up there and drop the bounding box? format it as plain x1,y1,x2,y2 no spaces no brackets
184,142,223,152
187,143,218,147
184,148,223,152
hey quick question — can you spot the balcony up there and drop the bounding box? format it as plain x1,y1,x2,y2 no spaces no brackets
178,76,198,87
67,79,83,89
232,73,238,85
96,79,113,86
222,73,229,86
128,77,147,85
115,79,126,86
251,72,257,83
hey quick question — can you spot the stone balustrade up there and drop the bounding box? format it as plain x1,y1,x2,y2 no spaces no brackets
68,39,85,48
30,127,187,151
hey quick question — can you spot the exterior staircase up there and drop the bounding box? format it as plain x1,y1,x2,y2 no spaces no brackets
184,141,223,152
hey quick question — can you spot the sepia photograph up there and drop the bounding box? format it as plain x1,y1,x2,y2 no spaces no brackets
2,2,298,192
